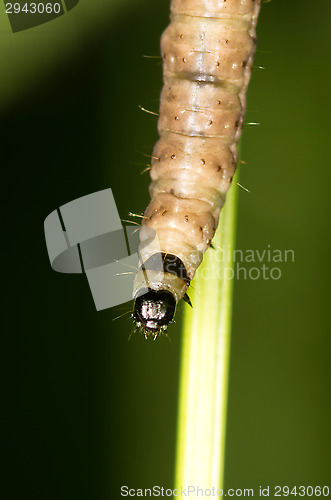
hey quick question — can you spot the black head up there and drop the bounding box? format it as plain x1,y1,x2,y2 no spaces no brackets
132,289,176,339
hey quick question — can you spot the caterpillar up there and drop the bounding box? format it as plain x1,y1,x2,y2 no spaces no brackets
133,0,261,338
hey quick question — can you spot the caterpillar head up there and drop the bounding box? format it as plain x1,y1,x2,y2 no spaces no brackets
132,289,176,339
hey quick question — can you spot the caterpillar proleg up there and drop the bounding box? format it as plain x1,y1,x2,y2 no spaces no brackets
133,0,261,338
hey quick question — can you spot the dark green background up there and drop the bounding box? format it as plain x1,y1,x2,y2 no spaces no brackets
2,0,330,498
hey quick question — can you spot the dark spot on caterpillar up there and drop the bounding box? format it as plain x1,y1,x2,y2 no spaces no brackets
199,226,203,232
208,120,213,126
171,154,176,159
242,60,247,68
141,253,189,282
228,177,233,183
217,165,222,172
182,58,187,63
206,239,211,245
172,95,176,100
163,53,166,59
163,253,189,282
184,215,189,222
224,39,229,44
216,62,220,67
175,116,179,120
170,189,175,195
201,159,206,165
162,210,167,216
217,100,221,105
179,34,183,38
235,120,239,129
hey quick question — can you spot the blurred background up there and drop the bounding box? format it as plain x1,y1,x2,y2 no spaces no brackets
2,0,330,498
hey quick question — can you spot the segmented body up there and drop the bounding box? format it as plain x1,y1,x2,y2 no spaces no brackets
133,0,261,336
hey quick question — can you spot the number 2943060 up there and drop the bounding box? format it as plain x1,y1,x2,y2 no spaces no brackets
5,3,61,14
273,485,329,497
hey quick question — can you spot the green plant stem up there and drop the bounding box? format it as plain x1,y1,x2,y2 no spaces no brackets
175,169,239,493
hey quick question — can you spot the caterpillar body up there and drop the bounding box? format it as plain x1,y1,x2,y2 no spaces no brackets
133,0,261,338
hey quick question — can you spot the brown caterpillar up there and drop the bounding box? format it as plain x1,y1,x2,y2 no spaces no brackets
133,0,261,338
